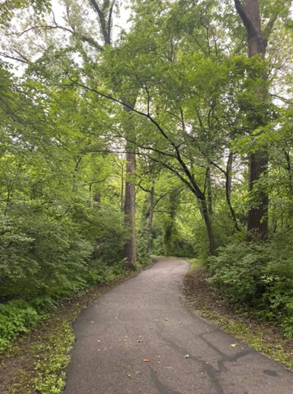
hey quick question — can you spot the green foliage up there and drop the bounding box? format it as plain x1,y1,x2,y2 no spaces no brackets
0,0,293,353
207,235,293,337
0,212,93,297
208,243,268,303
0,300,40,351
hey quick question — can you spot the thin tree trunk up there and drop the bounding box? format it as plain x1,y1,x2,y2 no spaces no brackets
123,98,137,270
226,152,240,232
206,166,213,216
124,139,136,270
201,198,216,256
89,1,137,266
226,152,233,199
94,192,101,204
120,165,124,211
147,182,155,256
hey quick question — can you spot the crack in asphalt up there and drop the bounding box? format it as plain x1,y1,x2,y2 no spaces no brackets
154,330,225,394
149,367,183,394
153,320,254,394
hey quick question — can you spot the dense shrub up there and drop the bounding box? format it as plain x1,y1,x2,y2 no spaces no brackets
0,300,41,351
0,201,129,299
207,236,293,337
0,213,92,298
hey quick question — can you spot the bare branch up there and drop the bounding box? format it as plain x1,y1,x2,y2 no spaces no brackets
0,52,28,64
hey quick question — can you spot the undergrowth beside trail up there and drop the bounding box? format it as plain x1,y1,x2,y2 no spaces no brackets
0,262,152,394
183,260,293,371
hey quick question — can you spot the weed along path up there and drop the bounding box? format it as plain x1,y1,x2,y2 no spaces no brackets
64,258,293,394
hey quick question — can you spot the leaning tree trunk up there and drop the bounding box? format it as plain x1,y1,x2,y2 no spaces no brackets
201,198,216,256
234,0,268,241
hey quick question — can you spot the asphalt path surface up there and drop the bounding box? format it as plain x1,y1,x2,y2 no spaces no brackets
64,258,293,394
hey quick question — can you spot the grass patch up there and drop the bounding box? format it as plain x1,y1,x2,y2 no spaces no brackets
185,258,201,270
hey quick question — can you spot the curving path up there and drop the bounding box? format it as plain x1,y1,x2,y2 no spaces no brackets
64,258,293,394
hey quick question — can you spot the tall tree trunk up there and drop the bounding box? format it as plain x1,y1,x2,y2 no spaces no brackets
123,100,137,270
89,2,137,266
147,182,155,257
234,0,268,240
124,144,136,270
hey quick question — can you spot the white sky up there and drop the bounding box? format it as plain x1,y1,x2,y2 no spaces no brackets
51,0,131,40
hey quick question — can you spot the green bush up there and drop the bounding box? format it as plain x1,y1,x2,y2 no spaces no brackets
207,237,293,338
0,202,129,298
0,300,40,351
0,213,93,297
208,242,267,304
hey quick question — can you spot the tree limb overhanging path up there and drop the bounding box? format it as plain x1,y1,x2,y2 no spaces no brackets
64,259,293,394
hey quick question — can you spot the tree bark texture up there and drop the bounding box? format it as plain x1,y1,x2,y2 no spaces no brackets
206,166,213,216
147,183,155,257
124,145,136,269
123,98,137,269
247,150,268,239
234,0,268,240
201,199,216,256
120,165,124,211
89,0,116,45
225,152,240,232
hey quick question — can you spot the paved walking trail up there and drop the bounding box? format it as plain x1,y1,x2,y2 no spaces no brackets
64,258,293,394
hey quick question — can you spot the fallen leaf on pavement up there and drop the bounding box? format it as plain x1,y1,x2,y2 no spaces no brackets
143,358,151,362
230,344,238,347
184,354,190,359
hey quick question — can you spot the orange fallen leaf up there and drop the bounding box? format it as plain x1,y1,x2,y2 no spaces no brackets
143,358,151,362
